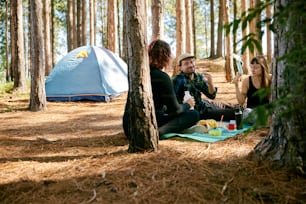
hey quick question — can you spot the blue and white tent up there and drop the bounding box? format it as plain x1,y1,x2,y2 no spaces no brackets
45,46,128,102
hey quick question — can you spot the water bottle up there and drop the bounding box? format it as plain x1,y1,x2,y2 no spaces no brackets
183,91,194,110
235,106,243,129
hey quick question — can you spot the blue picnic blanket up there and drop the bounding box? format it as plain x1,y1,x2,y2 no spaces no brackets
161,125,252,143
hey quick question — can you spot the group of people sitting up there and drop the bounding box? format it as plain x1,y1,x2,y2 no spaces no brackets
123,39,272,139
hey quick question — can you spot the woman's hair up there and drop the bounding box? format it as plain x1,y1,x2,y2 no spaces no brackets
148,39,172,69
251,55,271,88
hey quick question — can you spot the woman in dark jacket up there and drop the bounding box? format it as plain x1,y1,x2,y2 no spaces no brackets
123,40,199,138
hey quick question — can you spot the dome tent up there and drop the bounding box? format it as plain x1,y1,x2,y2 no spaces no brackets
45,46,128,102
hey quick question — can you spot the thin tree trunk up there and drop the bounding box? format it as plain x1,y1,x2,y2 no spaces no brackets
223,0,234,82
151,0,164,41
124,0,158,152
5,1,11,82
241,0,249,74
107,0,117,52
210,0,215,58
266,0,272,65
12,0,27,92
216,0,223,57
173,0,186,76
29,0,47,111
43,0,52,76
185,0,193,54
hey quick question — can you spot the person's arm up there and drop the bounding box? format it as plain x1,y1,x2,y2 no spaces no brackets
203,72,216,95
235,76,248,106
197,73,217,99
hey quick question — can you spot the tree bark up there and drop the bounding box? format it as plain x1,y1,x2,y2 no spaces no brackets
241,0,249,74
151,0,164,41
43,0,52,76
124,0,159,152
173,0,186,76
11,0,27,93
185,0,193,54
210,0,215,58
107,0,117,52
29,0,47,111
223,0,234,82
216,0,223,57
253,0,306,174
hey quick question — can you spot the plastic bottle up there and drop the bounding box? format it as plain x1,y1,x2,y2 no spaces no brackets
183,91,194,110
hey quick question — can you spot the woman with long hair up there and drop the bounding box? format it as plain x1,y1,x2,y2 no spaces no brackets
234,55,272,108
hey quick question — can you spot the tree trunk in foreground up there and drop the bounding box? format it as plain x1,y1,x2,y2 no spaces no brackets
29,0,47,111
252,0,306,174
124,0,159,152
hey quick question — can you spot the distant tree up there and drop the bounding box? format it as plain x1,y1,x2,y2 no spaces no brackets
173,0,186,76
151,0,164,41
185,0,193,54
210,0,215,58
43,0,52,75
107,0,117,52
29,0,46,111
81,0,86,45
241,0,250,74
10,0,27,92
265,0,272,64
176,0,186,57
67,0,76,51
89,0,96,46
223,0,234,82
124,0,159,152
216,0,223,57
5,1,11,82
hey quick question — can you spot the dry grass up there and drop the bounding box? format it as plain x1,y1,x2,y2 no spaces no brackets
0,59,305,204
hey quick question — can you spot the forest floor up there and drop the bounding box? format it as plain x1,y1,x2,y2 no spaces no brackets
0,58,305,204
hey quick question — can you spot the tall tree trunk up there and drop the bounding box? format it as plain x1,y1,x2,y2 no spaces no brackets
67,0,74,51
210,0,215,58
107,0,117,52
43,0,52,76
185,0,193,54
223,0,234,82
5,1,11,82
266,0,272,65
253,0,306,174
11,0,27,93
29,0,47,111
249,0,256,59
151,0,164,41
173,0,186,76
89,0,96,45
82,0,87,45
241,0,249,74
124,0,159,152
216,0,224,57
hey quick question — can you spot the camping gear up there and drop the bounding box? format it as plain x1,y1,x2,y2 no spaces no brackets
45,46,128,102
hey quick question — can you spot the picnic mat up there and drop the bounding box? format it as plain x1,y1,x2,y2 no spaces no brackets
161,124,252,143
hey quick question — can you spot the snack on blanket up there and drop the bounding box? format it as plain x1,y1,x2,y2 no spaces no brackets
208,129,222,136
182,125,208,134
197,119,217,129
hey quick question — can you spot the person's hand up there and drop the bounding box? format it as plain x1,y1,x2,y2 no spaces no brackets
203,72,213,85
233,73,241,85
185,97,195,109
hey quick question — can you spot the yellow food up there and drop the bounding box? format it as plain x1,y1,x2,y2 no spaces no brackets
197,119,217,129
208,129,222,136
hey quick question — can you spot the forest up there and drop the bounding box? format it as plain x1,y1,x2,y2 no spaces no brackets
0,0,305,203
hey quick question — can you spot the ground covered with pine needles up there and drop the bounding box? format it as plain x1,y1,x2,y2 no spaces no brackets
0,59,305,204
